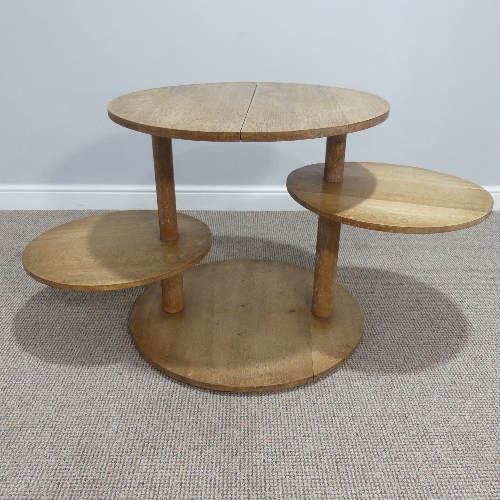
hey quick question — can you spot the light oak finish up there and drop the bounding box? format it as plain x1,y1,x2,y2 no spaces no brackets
240,83,389,141
324,135,347,182
287,162,493,233
151,135,185,312
152,136,178,242
22,211,211,291
326,86,392,133
108,83,389,142
131,259,364,392
162,274,184,313
312,217,342,318
311,135,347,318
108,83,257,142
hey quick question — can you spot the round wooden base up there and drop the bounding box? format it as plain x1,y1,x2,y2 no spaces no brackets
131,259,364,392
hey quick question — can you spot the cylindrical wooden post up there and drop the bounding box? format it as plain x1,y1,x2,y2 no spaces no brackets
311,134,346,318
161,274,184,313
312,217,341,317
152,135,184,313
324,135,346,182
152,136,178,242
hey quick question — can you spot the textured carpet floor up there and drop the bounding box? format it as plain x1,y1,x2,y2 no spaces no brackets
1,210,499,499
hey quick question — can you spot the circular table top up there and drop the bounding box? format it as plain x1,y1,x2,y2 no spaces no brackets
22,212,211,291
287,162,493,233
108,82,389,142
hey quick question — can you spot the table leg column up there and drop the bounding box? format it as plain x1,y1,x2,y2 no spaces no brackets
311,135,346,318
152,135,184,313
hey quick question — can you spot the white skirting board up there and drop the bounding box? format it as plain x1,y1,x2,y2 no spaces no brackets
0,185,303,210
0,184,498,211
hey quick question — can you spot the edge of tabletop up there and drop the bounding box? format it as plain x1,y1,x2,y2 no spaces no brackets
107,109,243,142
286,185,493,234
286,162,494,234
238,111,390,142
107,83,390,142
239,83,390,142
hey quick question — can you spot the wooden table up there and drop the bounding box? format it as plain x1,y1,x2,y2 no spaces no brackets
22,83,493,392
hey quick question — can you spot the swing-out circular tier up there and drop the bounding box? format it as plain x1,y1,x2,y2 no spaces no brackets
22,211,211,291
108,82,390,142
287,162,493,233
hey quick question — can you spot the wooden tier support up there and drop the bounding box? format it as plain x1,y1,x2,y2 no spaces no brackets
152,135,184,313
311,135,346,318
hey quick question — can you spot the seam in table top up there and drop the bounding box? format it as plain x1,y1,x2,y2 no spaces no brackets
238,82,351,140
239,83,258,140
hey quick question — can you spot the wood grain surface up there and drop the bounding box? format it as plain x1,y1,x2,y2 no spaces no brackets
151,135,185,312
108,83,389,142
240,83,389,141
152,136,178,241
161,274,184,313
22,211,212,291
324,135,347,182
326,86,392,133
312,217,341,318
131,259,364,392
287,162,493,233
311,135,346,318
108,82,257,142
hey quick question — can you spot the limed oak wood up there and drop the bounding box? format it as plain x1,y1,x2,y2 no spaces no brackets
240,83,389,141
162,274,184,313
22,211,211,291
151,135,185,312
287,162,493,233
312,217,341,318
131,259,364,392
327,86,392,133
108,82,257,142
324,135,347,182
108,83,389,142
152,136,178,242
311,135,346,318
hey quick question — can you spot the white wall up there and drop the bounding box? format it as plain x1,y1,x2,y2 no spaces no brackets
1,1,499,208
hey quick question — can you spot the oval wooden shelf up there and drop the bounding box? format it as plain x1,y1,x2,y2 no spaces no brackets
287,162,493,233
131,259,364,392
22,211,212,291
108,82,389,142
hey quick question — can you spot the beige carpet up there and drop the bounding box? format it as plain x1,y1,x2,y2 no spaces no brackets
1,210,499,499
